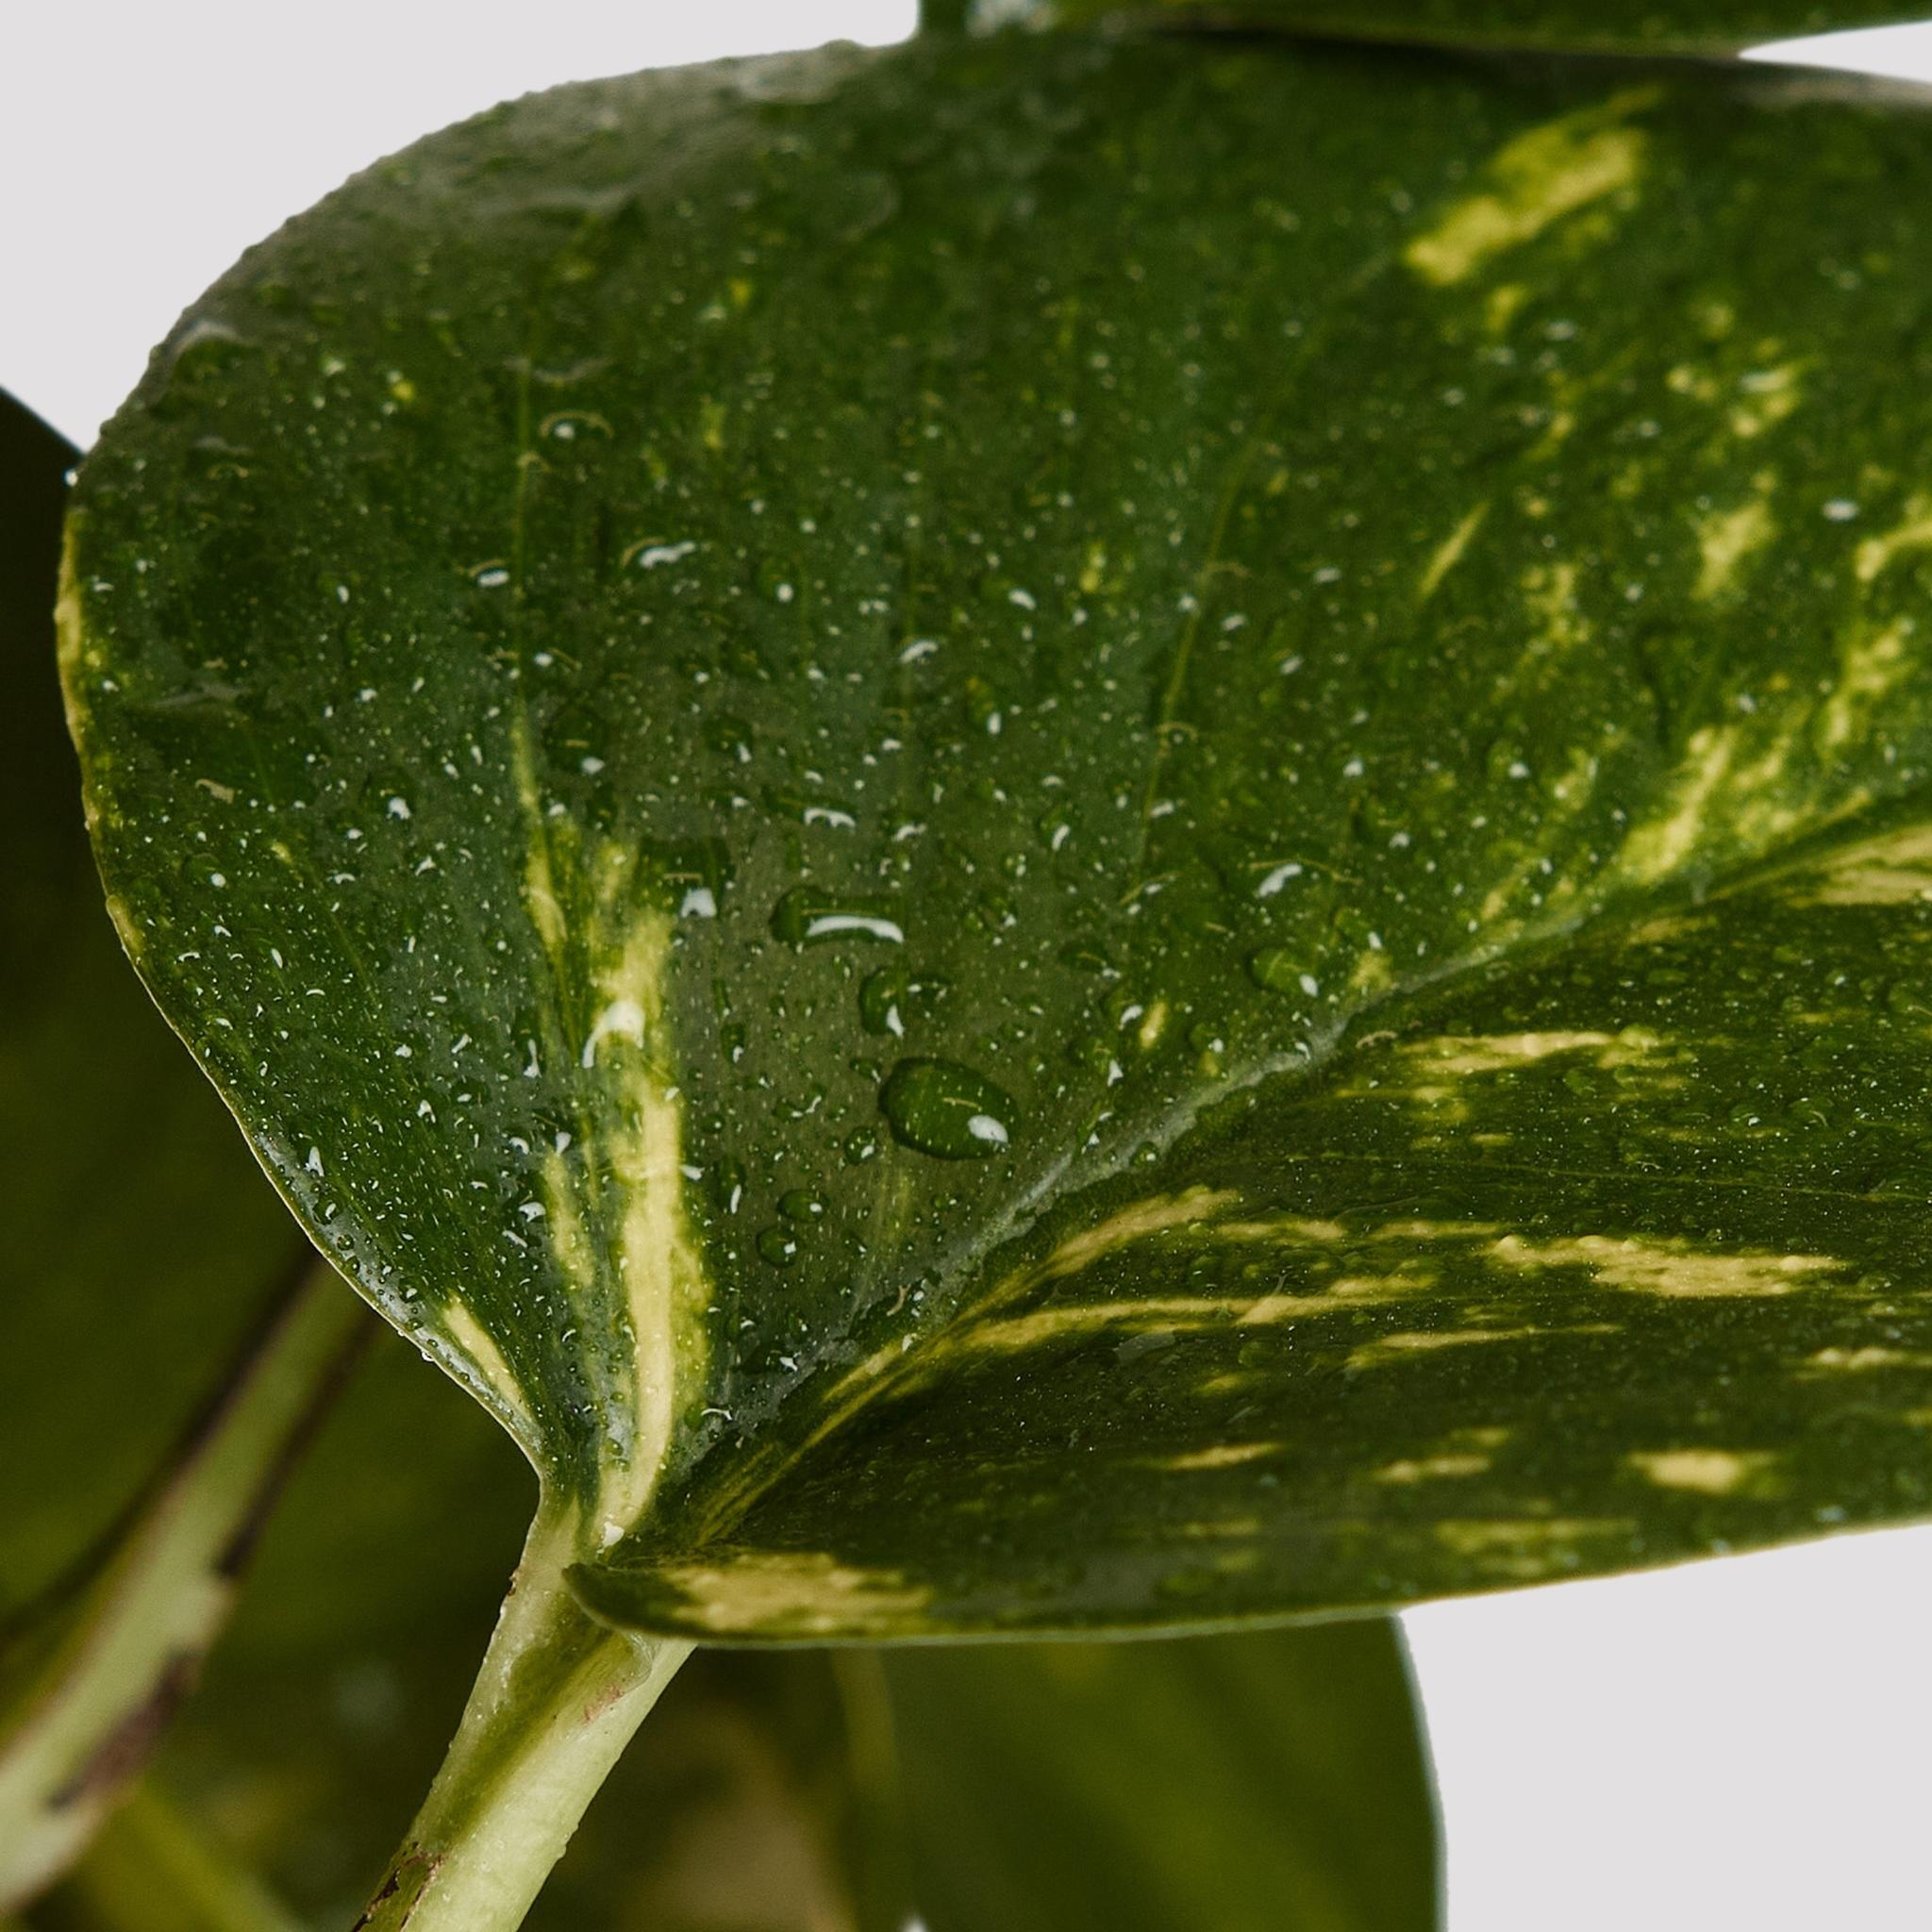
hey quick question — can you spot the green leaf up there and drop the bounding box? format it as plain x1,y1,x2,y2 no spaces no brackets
891,1622,1437,1932
965,0,1926,56
58,33,1932,1641
0,390,357,1903
1,390,303,1612
108,1331,1433,1931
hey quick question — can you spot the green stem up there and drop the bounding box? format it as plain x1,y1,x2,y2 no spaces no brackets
0,1261,368,1910
920,0,975,29
352,1507,690,1932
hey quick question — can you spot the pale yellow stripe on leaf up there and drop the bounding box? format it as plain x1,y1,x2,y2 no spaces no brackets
1805,1345,1932,1373
646,1553,932,1638
1819,617,1911,752
1418,502,1490,601
1374,1453,1491,1483
1618,722,1737,882
1856,491,1932,581
1434,1519,1632,1577
1348,1324,1609,1369
1404,91,1654,288
1160,1441,1282,1473
1626,1448,1775,1495
441,1300,530,1430
510,713,568,962
1491,1232,1840,1296
1784,821,1932,906
1694,498,1774,600
592,910,709,1533
822,1188,1240,1404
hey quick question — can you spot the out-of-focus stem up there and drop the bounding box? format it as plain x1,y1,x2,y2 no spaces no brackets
0,1259,368,1907
46,1781,305,1932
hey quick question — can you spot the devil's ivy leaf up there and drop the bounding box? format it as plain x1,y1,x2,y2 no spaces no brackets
124,1332,1432,1932
59,31,1932,1639
965,0,1924,56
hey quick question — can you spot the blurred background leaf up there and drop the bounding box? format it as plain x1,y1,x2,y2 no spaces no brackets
0,390,309,1617
0,389,368,1903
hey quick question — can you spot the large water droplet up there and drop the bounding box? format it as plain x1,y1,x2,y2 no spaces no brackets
756,1224,799,1268
771,888,904,946
879,1058,1016,1160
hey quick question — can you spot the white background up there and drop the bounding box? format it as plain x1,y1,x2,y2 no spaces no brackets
8,7,1932,1925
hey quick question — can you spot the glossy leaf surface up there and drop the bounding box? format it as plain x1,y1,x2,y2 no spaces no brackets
973,0,1928,56
108,1336,1433,1931
61,34,1932,1638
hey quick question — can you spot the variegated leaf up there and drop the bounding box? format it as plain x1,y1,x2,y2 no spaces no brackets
966,0,1924,54
58,31,1932,1638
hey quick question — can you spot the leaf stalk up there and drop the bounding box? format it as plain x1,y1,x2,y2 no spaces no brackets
352,1506,690,1932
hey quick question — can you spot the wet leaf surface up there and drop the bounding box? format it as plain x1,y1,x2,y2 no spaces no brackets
58,32,1932,1635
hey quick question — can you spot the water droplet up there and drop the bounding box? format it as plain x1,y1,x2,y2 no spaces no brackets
779,1189,824,1224
756,1225,799,1268
771,888,904,946
703,713,756,760
879,1058,1017,1160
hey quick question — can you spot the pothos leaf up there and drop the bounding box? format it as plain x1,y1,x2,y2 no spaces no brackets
58,31,1932,1639
129,1328,1434,1932
963,0,1926,57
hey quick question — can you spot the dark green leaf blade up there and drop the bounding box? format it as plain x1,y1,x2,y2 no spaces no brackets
973,0,1926,57
891,1621,1437,1932
0,389,348,1899
59,34,1932,1639
1,389,306,1612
